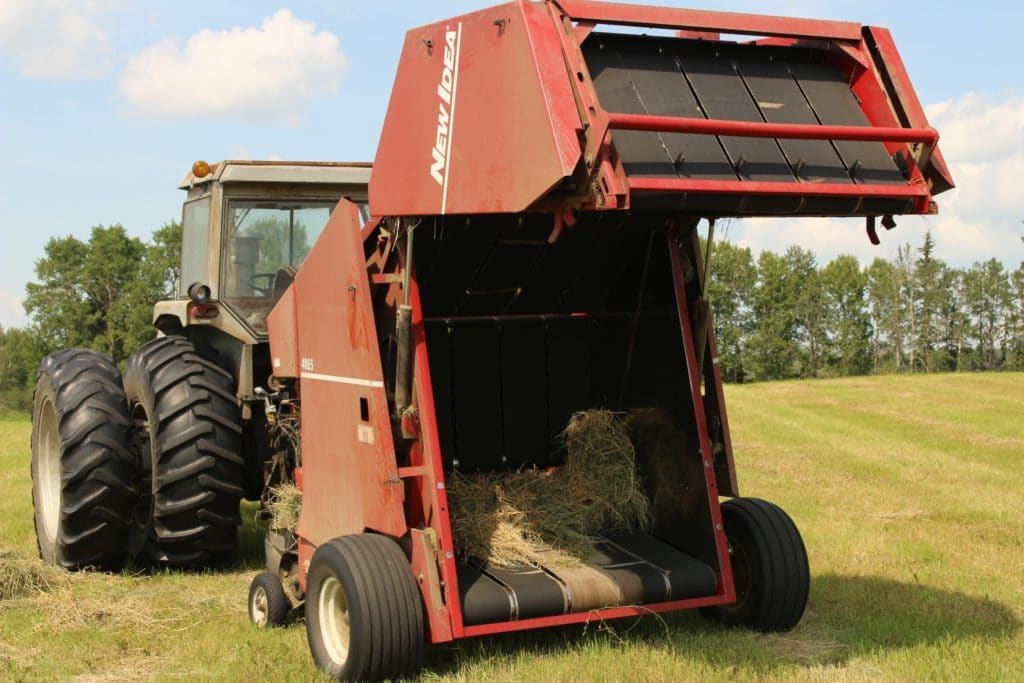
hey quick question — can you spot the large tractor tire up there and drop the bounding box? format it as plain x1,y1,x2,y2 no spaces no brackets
123,336,243,568
30,349,135,569
305,534,424,681
701,497,810,632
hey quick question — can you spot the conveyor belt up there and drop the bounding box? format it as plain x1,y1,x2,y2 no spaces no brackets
457,530,718,626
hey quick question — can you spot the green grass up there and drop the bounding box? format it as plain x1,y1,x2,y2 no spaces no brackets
1,373,1022,681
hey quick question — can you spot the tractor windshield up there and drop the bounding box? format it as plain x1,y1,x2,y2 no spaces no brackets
221,200,346,332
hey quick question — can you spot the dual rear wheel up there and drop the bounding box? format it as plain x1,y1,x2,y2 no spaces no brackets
29,337,244,570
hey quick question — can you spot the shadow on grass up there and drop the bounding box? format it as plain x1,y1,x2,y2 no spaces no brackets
120,501,268,576
236,501,268,571
424,573,1021,676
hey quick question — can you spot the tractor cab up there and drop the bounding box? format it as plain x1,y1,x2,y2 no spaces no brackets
153,160,371,404
157,160,371,343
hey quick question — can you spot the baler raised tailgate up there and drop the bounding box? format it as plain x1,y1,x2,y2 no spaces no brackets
372,0,949,217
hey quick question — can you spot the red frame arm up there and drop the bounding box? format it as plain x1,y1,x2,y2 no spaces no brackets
555,0,863,40
607,113,938,145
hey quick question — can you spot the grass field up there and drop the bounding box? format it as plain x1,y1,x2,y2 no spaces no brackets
2,373,1023,681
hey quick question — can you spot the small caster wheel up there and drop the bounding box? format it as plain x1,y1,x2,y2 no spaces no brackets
249,571,289,627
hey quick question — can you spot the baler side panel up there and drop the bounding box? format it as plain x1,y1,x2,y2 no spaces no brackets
291,200,406,547
266,285,299,378
371,1,581,216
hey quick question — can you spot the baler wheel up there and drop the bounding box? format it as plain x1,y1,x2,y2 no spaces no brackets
701,497,810,632
305,534,424,681
249,571,290,627
30,349,135,569
123,336,243,568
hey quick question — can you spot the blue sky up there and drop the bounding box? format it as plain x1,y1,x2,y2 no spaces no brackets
2,0,1022,328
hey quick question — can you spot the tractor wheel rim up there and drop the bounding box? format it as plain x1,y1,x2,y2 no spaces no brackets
36,398,61,544
252,586,269,626
319,576,351,666
126,403,154,556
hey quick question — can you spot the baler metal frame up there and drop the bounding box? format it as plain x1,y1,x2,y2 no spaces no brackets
260,1,952,678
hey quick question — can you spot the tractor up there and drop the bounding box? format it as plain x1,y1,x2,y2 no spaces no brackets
30,160,370,568
31,2,952,681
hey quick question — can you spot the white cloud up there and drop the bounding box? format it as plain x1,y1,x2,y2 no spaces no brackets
731,90,1024,268
0,0,113,80
118,10,348,126
0,290,28,330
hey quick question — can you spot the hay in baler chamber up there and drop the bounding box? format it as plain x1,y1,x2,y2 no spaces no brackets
446,410,651,567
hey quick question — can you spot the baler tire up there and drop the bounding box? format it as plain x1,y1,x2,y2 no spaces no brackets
701,497,809,632
123,336,243,568
249,571,290,627
305,534,424,681
30,349,135,570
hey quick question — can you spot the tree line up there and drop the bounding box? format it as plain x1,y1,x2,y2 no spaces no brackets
1,223,1022,412
707,231,1024,382
0,223,180,411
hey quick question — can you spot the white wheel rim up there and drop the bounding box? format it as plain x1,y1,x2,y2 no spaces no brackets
252,586,269,626
318,576,351,667
36,398,61,544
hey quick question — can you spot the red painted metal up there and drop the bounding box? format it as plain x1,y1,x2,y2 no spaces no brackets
629,177,929,201
863,26,954,194
669,231,736,605
266,286,299,377
273,200,407,560
546,1,629,210
703,317,739,498
555,0,863,40
607,113,938,144
371,1,580,216
409,528,455,642
405,268,465,640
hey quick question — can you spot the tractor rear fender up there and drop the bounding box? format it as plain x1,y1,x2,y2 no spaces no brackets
152,300,189,332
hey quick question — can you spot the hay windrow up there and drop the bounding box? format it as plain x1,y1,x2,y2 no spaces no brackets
0,550,67,600
446,410,651,567
266,482,302,530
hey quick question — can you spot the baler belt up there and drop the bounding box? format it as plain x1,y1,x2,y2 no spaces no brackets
583,35,912,215
456,531,718,627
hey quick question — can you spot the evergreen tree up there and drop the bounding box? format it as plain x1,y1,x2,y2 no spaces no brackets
913,231,947,371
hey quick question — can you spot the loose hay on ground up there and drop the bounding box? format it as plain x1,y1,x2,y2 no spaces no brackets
446,410,651,567
0,549,67,599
